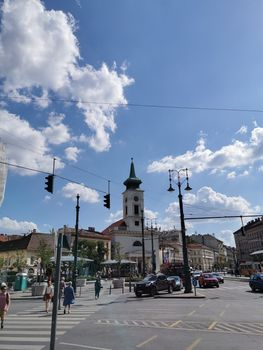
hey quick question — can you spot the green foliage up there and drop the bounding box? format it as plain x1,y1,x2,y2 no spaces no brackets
36,239,53,273
12,251,27,272
0,257,4,271
111,242,123,261
77,240,108,273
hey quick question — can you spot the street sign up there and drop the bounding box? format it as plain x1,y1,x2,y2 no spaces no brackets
192,278,197,287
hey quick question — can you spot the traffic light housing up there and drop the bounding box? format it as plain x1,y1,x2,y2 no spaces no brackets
45,174,54,193
104,193,110,209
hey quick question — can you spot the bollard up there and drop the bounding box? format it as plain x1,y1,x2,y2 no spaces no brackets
129,280,131,292
109,284,111,295
122,282,124,294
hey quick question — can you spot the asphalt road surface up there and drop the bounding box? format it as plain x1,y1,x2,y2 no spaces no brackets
1,279,263,350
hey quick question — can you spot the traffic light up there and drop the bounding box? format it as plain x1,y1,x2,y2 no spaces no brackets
104,193,110,209
45,174,54,193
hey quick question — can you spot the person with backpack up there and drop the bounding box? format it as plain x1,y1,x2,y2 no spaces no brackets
0,282,10,329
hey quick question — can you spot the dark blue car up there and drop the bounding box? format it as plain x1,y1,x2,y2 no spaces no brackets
249,273,263,292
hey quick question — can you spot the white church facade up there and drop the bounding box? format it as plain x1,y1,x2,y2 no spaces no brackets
102,159,160,274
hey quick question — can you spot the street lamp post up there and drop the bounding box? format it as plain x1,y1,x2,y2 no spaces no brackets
168,169,192,294
141,210,146,276
73,194,80,293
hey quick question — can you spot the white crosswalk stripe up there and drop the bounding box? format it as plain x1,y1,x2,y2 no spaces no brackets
0,300,102,350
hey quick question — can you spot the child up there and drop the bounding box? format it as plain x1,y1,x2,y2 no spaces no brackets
0,282,10,329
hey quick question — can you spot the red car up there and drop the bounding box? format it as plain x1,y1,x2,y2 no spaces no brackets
198,273,219,288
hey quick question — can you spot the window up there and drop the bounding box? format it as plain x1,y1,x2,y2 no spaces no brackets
135,221,140,226
125,206,128,215
134,205,139,215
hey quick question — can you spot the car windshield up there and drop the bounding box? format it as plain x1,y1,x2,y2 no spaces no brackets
143,275,156,282
171,276,180,281
203,274,213,278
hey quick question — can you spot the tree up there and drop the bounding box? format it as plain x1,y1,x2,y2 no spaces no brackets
111,242,124,277
36,239,53,279
0,256,4,271
12,251,27,272
77,240,108,274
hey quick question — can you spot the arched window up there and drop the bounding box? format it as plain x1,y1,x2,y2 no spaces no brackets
133,240,142,247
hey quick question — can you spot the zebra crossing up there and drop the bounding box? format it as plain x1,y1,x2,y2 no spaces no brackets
96,318,263,336
0,301,100,350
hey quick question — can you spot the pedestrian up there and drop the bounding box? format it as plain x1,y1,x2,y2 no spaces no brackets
0,282,10,329
63,281,75,314
95,277,103,299
59,277,66,310
43,279,54,313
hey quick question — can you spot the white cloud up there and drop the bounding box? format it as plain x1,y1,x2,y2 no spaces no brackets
214,229,235,247
0,109,64,175
236,125,247,134
42,113,71,145
147,126,263,176
0,0,134,152
61,182,99,203
0,0,79,92
0,216,37,233
184,186,255,214
144,209,158,221
161,186,259,232
106,210,123,224
64,146,81,162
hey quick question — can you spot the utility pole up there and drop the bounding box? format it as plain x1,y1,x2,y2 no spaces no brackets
73,194,80,293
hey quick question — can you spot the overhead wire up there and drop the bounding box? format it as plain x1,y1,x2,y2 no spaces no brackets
2,94,263,113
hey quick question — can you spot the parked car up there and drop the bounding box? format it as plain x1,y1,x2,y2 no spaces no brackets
167,275,183,291
212,272,224,283
198,273,219,288
134,273,172,297
192,270,202,280
249,273,263,292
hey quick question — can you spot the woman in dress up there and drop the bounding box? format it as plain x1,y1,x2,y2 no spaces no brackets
0,282,10,329
43,279,54,313
63,281,75,314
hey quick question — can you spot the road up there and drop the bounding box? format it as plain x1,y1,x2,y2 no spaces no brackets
1,279,263,350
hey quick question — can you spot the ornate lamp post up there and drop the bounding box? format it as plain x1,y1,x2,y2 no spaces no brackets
73,194,80,293
168,168,192,293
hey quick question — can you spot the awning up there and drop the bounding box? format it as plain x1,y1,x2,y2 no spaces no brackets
250,250,263,256
50,255,93,262
101,259,137,265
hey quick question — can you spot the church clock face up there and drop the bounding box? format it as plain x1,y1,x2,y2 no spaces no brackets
134,196,139,201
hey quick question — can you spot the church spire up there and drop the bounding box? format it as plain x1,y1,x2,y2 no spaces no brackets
123,158,142,189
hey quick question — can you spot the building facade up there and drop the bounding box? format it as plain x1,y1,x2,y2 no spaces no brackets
234,217,263,263
187,243,214,271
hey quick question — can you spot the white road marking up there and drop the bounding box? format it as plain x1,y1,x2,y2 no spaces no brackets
136,335,157,348
60,342,112,350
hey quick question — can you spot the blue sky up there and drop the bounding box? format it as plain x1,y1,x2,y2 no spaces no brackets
1,0,263,247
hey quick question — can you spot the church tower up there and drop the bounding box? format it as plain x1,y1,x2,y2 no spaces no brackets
122,158,144,232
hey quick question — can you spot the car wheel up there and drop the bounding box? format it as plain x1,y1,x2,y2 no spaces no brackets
150,287,157,297
168,285,172,294
216,284,219,288
251,286,256,292
135,292,142,297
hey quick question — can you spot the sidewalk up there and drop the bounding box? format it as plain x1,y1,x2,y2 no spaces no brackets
9,279,206,300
